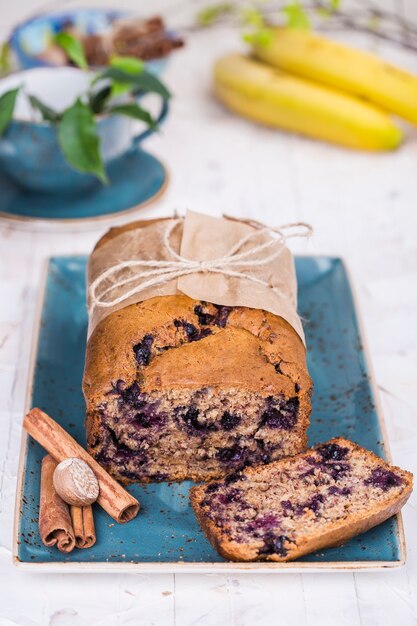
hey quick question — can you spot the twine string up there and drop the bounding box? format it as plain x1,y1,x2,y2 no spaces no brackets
88,218,312,313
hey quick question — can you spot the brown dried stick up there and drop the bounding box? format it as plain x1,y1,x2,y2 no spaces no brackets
71,506,96,549
39,455,76,553
25,408,140,523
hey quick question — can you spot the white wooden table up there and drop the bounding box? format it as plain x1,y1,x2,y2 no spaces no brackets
1,1,417,624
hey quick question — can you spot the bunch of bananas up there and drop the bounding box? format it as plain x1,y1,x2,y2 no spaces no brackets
214,28,417,151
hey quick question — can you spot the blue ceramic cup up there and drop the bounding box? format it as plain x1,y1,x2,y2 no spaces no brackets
0,67,168,193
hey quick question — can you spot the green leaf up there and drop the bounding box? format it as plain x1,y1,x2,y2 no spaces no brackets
107,103,155,127
95,67,171,99
109,58,145,97
0,41,11,76
89,85,112,114
58,98,107,183
29,94,60,122
242,7,264,28
0,87,19,135
197,2,233,27
54,32,88,70
282,2,311,29
243,27,273,46
110,81,132,99
110,56,144,75
329,0,341,9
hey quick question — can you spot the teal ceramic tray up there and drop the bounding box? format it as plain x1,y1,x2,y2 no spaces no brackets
13,255,406,572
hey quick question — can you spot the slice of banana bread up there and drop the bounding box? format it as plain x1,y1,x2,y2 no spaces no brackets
83,222,312,484
190,438,413,562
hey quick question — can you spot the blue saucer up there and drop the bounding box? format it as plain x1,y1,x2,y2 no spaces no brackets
0,147,168,222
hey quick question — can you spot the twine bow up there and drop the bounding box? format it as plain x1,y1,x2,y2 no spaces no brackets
88,217,312,315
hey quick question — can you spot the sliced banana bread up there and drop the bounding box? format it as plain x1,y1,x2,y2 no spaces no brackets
190,438,413,562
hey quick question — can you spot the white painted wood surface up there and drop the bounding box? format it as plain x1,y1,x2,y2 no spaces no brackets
1,1,417,624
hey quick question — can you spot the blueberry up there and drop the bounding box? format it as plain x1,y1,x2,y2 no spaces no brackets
261,397,299,430
316,443,349,461
365,467,402,490
258,533,289,557
327,463,350,481
178,405,215,433
107,426,132,456
107,379,126,395
133,403,165,429
206,482,220,493
281,500,293,512
220,411,241,431
117,383,146,409
194,304,216,326
273,535,289,557
274,361,283,374
217,488,241,505
134,411,152,428
133,334,154,366
111,380,143,408
224,471,244,484
120,469,138,481
328,486,351,496
193,303,232,328
254,439,273,464
217,445,245,463
120,382,141,407
174,319,212,342
296,494,324,515
196,327,212,340
213,305,232,328
308,494,324,512
246,514,279,534
150,472,168,482
182,406,202,430
95,450,108,465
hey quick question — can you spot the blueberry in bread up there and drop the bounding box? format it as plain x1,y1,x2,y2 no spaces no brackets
83,222,312,484
190,438,413,562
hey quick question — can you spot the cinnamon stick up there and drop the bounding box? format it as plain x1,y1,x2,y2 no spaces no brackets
39,455,76,553
71,505,96,549
25,408,140,523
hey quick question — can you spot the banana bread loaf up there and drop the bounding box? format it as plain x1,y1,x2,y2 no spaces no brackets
83,222,312,483
190,438,413,562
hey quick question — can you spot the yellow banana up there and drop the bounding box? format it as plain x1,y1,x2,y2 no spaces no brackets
252,28,417,126
214,54,402,151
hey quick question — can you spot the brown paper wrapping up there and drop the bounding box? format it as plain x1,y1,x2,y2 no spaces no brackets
87,211,305,343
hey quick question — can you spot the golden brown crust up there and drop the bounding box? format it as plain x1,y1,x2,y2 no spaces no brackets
190,438,413,562
83,297,310,399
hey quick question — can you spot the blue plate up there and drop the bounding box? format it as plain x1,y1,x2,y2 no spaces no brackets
9,8,170,76
0,147,167,223
14,256,405,571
